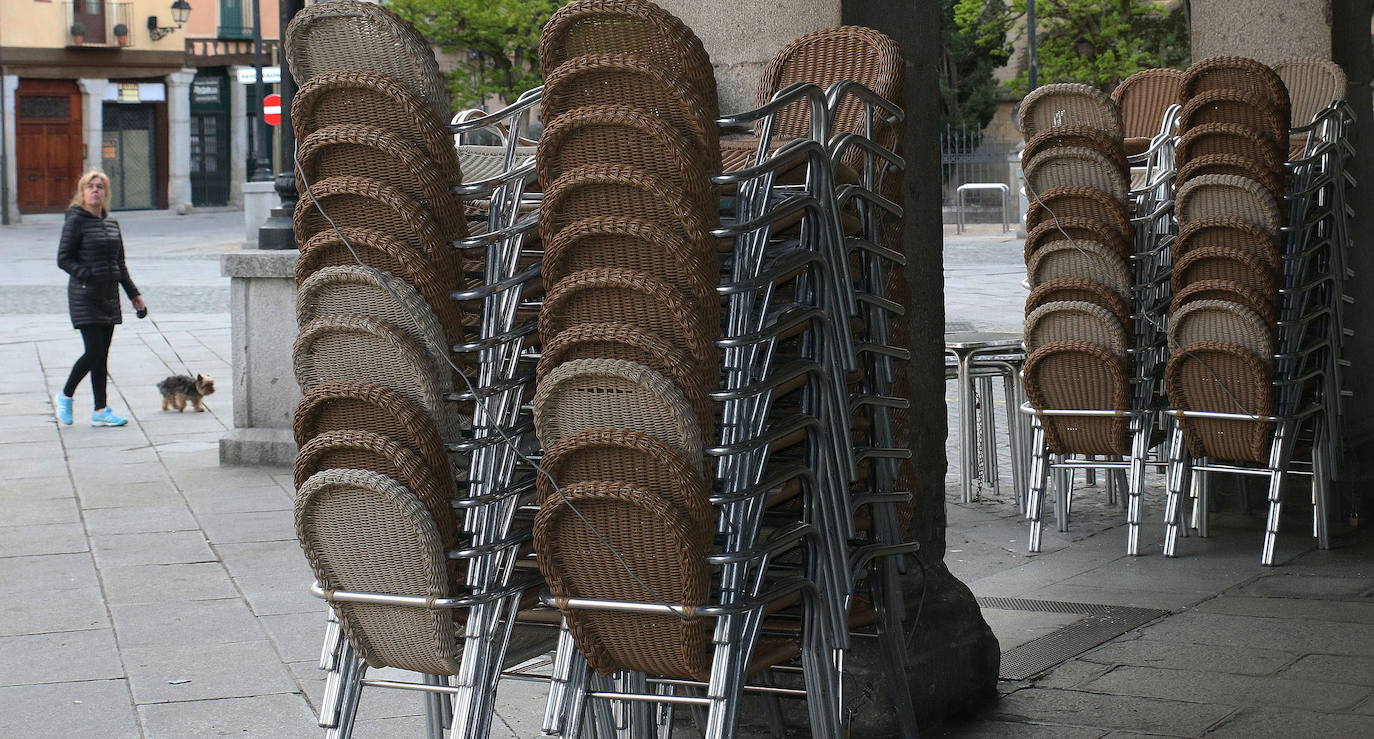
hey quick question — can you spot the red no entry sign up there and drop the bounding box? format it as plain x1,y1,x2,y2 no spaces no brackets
263,93,282,126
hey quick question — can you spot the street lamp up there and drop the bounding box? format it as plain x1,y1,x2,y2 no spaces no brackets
147,0,193,41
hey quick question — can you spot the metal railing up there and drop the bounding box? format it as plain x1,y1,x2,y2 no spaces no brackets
65,1,133,46
940,123,1017,223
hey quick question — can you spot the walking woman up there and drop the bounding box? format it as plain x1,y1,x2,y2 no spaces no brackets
53,171,146,427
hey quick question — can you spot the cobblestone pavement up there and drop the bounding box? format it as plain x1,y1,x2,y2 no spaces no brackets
1,213,1370,737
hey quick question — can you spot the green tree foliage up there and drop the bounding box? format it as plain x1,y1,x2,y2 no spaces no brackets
385,0,564,108
942,0,1014,130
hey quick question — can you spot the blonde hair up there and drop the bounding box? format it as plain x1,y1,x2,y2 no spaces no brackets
69,171,112,217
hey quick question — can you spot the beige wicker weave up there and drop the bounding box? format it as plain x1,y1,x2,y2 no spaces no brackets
1023,146,1129,203
1025,277,1132,328
295,468,463,674
1024,186,1133,240
1274,57,1347,127
283,0,450,119
1182,56,1291,126
540,164,715,246
1176,173,1282,233
1018,83,1123,139
1176,153,1285,203
1178,88,1286,144
1023,340,1131,456
1111,68,1184,153
1171,278,1278,326
1174,122,1283,173
456,144,538,185
1176,216,1281,272
1024,301,1129,358
1025,240,1133,299
1021,126,1128,171
1168,299,1274,365
1023,216,1132,261
1165,340,1275,463
532,358,703,465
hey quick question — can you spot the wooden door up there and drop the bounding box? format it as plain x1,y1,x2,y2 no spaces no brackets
16,79,84,214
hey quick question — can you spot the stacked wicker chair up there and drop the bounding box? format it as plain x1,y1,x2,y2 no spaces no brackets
1274,57,1347,159
1112,68,1184,157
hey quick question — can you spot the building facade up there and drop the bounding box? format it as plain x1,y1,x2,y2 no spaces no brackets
0,0,281,223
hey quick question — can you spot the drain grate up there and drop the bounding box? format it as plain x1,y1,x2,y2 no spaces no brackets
977,597,1169,681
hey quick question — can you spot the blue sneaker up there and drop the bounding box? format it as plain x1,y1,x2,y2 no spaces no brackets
91,407,128,427
54,394,73,425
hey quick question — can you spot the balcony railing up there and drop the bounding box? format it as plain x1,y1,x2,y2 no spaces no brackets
65,1,133,47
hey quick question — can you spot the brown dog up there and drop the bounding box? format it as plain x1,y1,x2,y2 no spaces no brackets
157,374,216,412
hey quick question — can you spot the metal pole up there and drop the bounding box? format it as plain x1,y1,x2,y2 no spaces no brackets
247,0,268,182
1027,0,1038,91
256,0,304,249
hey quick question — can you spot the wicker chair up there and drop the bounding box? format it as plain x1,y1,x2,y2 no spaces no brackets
1176,153,1284,203
1111,68,1184,155
1175,122,1283,173
1165,340,1276,463
1017,83,1124,140
1025,239,1133,299
1024,301,1129,357
539,164,716,247
531,358,703,464
1024,185,1133,240
1178,88,1286,144
283,0,450,120
1172,245,1281,300
1176,173,1282,233
1023,146,1129,203
1182,56,1291,127
542,215,718,310
1176,216,1281,272
1168,299,1274,365
1274,57,1347,127
293,175,467,267
1021,125,1128,171
1023,217,1132,261
1025,277,1132,328
1023,340,1132,456
1171,278,1278,326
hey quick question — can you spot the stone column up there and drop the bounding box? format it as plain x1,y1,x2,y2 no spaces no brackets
76,78,108,174
1190,0,1332,64
2,75,19,224
165,68,196,213
228,66,250,206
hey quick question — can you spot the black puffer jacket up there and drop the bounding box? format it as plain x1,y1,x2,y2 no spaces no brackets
57,206,139,328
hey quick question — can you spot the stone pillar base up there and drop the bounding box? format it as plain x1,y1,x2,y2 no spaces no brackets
219,427,297,466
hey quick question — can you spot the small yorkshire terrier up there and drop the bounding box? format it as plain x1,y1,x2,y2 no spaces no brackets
157,374,216,412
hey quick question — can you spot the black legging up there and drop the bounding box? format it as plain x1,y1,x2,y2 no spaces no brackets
63,326,115,410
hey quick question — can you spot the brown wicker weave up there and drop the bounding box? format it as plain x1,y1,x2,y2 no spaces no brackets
1171,278,1278,326
542,216,719,312
537,428,713,542
1018,83,1123,140
539,163,715,246
1176,153,1285,203
1024,301,1129,358
1025,240,1133,299
1023,340,1131,456
1178,88,1286,144
1175,122,1283,173
1165,340,1275,462
1111,68,1184,146
532,358,703,464
1172,245,1280,300
1023,217,1132,261
1024,186,1132,241
541,53,719,165
1176,216,1281,273
534,480,710,680
1274,57,1347,127
292,70,460,172
293,175,467,265
296,123,465,237
1168,299,1274,365
1021,126,1128,171
1025,277,1132,328
1176,173,1282,233
1023,146,1129,203
295,468,463,674
537,321,714,436
1182,56,1291,127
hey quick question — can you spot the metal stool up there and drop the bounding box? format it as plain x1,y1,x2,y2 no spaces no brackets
944,331,1029,505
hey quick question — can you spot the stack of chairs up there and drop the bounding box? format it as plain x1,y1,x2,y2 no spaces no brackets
1163,56,1351,564
284,3,551,738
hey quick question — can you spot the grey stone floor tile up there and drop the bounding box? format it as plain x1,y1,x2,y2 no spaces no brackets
71,461,167,487
181,485,293,515
0,679,139,739
1205,708,1374,737
198,509,297,544
1137,611,1374,656
123,639,297,704
0,440,62,462
1083,665,1372,712
259,611,330,664
101,562,239,605
82,505,200,536
1355,695,1374,716
0,474,74,497
1081,638,1300,676
110,597,266,649
234,573,327,616
216,539,312,576
979,609,1081,651
1192,594,1374,624
287,662,432,721
0,522,88,557
1031,659,1118,690
1231,573,1374,599
493,676,554,737
1020,584,1205,611
138,693,317,738
1278,654,1374,687
0,587,109,636
91,530,215,568
0,552,99,594
0,629,124,687
77,479,183,509
988,687,1234,735
3,495,79,527
933,718,1107,738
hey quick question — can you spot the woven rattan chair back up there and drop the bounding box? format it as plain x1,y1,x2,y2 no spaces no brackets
1165,340,1276,462
1178,88,1287,143
532,358,703,463
294,175,462,261
456,144,537,185
1172,245,1280,301
1274,57,1347,126
1021,126,1128,171
1024,217,1132,261
1176,173,1282,233
540,164,715,245
295,468,463,675
1111,68,1184,140
1182,56,1291,125
1175,123,1282,173
534,480,711,680
1025,301,1129,357
1176,217,1281,272
1176,153,1284,203
1024,186,1132,240
1024,146,1129,203
1018,83,1123,139
1025,240,1133,299
1024,340,1131,456
542,216,717,308
283,0,450,119
1168,300,1274,364
292,71,460,171
1171,278,1278,326
1025,277,1132,328
294,381,452,491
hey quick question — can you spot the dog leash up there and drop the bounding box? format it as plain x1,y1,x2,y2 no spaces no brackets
139,309,197,378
